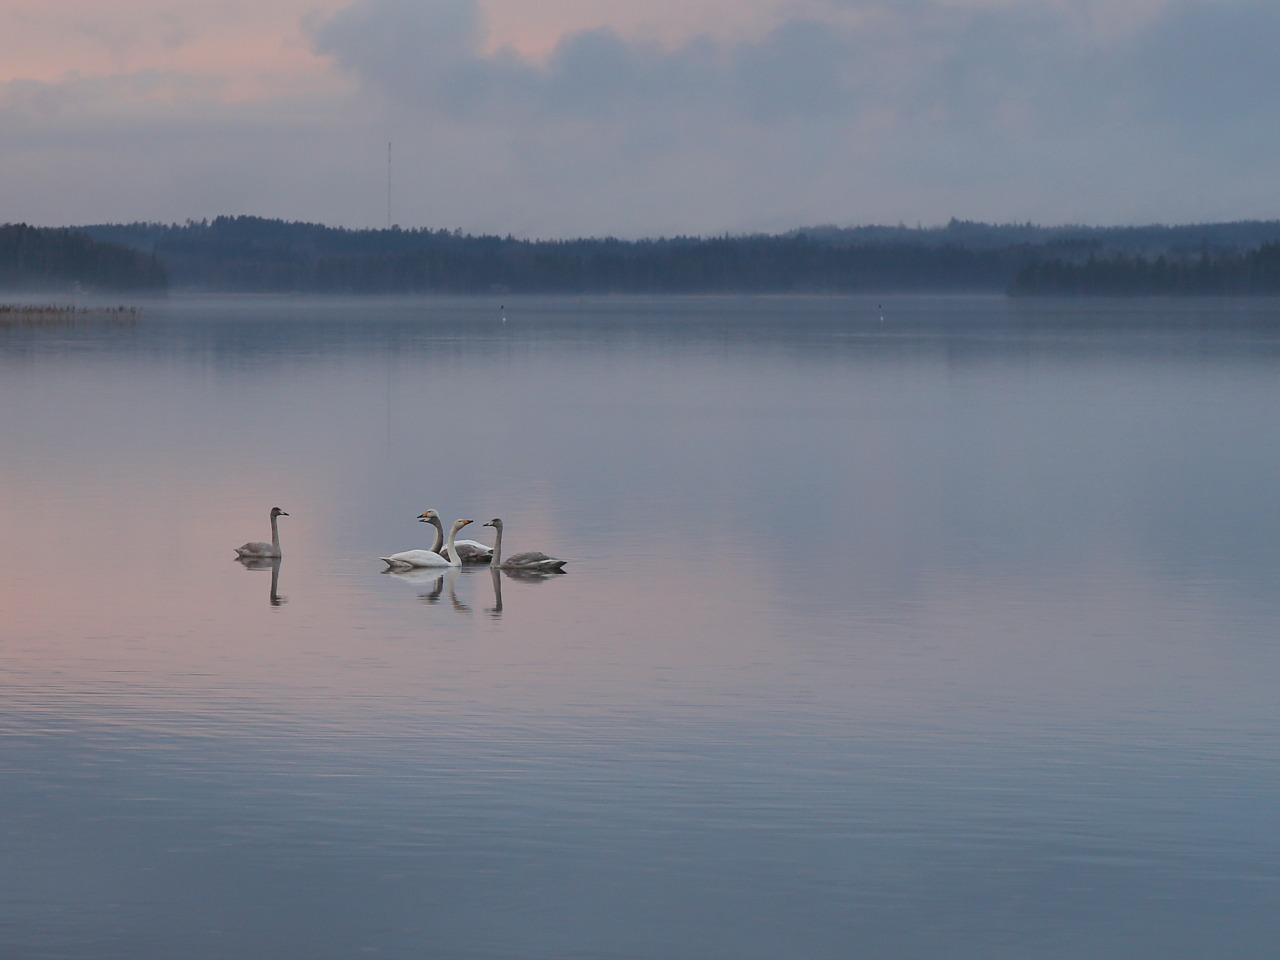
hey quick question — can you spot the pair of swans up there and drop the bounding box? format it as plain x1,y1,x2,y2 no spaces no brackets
418,509,494,563
382,516,478,570
382,509,493,569
383,512,566,572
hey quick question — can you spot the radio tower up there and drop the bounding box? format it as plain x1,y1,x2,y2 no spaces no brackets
386,141,392,230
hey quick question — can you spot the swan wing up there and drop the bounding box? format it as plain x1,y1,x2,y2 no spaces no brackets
443,539,494,562
381,549,450,569
504,550,567,571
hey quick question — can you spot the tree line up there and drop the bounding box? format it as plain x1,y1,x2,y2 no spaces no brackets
85,217,1020,293
53,215,1280,295
1010,244,1280,296
0,224,168,292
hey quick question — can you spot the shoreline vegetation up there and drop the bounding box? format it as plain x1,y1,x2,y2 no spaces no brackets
1,224,166,294
0,303,141,326
8,216,1280,296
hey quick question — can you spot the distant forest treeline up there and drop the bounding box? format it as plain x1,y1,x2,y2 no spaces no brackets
0,224,167,292
1010,243,1280,296
12,216,1280,295
81,216,1280,296
83,217,1017,294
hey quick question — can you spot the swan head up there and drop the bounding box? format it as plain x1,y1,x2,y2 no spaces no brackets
417,509,440,524
451,518,473,533
482,518,503,530
271,507,288,518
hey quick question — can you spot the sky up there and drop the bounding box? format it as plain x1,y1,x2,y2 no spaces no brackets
2,0,1278,238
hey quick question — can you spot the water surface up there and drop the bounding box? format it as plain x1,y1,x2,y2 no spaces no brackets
2,295,1278,959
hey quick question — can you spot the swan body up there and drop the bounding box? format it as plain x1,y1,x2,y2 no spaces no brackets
235,507,287,559
418,509,493,563
482,518,567,572
381,548,448,569
382,518,472,570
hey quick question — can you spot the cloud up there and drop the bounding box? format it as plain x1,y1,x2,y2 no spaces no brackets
310,0,1280,142
310,0,866,125
729,19,855,121
1128,1,1280,129
6,0,1280,236
309,0,532,117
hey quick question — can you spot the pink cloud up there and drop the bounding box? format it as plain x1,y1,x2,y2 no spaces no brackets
0,0,346,99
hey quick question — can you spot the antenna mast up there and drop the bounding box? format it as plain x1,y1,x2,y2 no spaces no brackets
386,141,392,230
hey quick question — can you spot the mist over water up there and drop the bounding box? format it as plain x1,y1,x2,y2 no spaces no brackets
2,295,1278,959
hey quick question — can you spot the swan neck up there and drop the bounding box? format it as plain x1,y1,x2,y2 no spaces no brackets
428,517,444,555
270,512,280,549
490,524,503,567
446,524,463,566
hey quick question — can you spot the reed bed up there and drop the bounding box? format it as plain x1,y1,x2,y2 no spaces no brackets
0,303,140,326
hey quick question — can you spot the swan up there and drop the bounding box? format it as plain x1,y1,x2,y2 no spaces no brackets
235,507,287,559
381,518,473,570
482,518,567,572
417,509,493,563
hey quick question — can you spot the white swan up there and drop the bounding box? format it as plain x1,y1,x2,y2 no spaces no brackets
381,518,473,570
482,518,567,572
235,507,287,559
417,509,493,563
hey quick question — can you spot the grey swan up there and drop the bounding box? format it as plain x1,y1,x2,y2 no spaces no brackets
482,518,567,572
234,507,288,559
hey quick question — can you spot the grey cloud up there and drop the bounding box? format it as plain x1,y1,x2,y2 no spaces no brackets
11,0,1280,238
310,0,866,124
729,20,855,121
1128,1,1280,130
295,0,1280,233
544,30,717,118
309,0,535,116
311,0,483,71
314,0,1267,137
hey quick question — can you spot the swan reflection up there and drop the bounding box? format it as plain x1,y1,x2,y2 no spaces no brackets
447,566,471,615
235,555,287,606
487,566,502,618
384,565,472,611
487,564,565,619
386,563,562,616
383,566,445,603
499,567,567,582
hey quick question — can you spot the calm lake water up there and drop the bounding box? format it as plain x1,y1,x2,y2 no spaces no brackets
2,294,1278,959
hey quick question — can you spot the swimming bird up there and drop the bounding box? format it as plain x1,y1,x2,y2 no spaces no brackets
234,507,287,559
382,518,473,570
417,509,493,563
482,518,567,572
